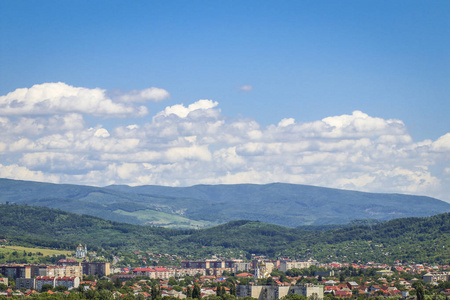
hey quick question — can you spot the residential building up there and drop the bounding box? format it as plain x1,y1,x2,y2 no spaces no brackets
0,265,40,279
237,284,323,300
0,278,7,286
55,277,80,289
45,266,83,278
234,262,251,272
16,278,35,290
35,276,56,291
315,270,335,277
181,259,242,269
279,259,318,272
423,272,450,283
174,268,206,277
81,262,110,276
56,259,81,267
375,270,393,277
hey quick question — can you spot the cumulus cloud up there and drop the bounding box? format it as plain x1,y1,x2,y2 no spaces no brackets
0,85,449,202
0,163,60,183
278,118,295,127
155,99,219,118
431,133,450,151
0,82,153,116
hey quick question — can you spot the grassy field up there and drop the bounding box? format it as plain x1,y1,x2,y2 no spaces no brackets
1,245,72,256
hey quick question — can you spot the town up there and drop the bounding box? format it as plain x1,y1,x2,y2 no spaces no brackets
0,244,449,300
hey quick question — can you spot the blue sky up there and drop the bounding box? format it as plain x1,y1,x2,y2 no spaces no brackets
0,1,449,201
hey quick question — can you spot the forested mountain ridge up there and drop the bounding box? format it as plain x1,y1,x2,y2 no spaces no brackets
1,178,449,228
0,204,448,264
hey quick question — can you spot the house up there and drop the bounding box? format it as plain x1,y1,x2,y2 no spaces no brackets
335,290,352,298
347,282,359,290
324,286,339,295
368,285,381,292
376,270,393,277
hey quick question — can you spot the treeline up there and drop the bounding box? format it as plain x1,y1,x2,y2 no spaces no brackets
0,204,449,264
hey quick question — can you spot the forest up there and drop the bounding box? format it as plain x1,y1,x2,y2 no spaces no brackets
0,204,448,264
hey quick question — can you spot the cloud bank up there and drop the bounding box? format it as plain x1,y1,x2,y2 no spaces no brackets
0,82,170,117
1,83,449,202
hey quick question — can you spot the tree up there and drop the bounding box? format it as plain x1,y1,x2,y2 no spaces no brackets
415,283,425,300
192,283,202,300
168,277,178,286
54,285,68,292
266,277,276,286
41,284,54,292
151,284,160,300
229,284,236,297
99,290,113,300
114,277,122,288
186,286,192,298
216,284,223,297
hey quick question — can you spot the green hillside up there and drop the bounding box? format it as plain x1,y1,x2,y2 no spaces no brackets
107,183,450,226
1,178,449,228
0,204,448,264
0,178,217,229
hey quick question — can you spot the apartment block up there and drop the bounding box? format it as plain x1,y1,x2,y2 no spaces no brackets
81,262,110,276
279,259,318,272
237,284,324,300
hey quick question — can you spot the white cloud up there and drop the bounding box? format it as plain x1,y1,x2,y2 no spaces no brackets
278,118,295,127
0,163,59,183
0,82,152,117
238,85,253,92
94,128,110,138
155,99,219,118
0,85,449,202
431,133,450,151
117,87,170,103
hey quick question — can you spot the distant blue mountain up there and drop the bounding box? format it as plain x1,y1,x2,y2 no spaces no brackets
1,178,449,228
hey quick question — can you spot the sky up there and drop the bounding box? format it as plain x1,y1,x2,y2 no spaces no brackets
0,1,449,202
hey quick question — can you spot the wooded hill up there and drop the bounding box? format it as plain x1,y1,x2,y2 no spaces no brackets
0,204,448,264
1,178,449,228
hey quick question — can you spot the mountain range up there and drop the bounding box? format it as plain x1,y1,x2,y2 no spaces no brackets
1,178,449,228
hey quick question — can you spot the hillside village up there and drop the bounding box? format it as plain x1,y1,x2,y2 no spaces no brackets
0,243,449,300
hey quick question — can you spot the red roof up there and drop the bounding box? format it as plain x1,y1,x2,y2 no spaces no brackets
133,267,155,272
154,268,169,271
335,291,352,297
36,276,55,280
56,277,77,281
